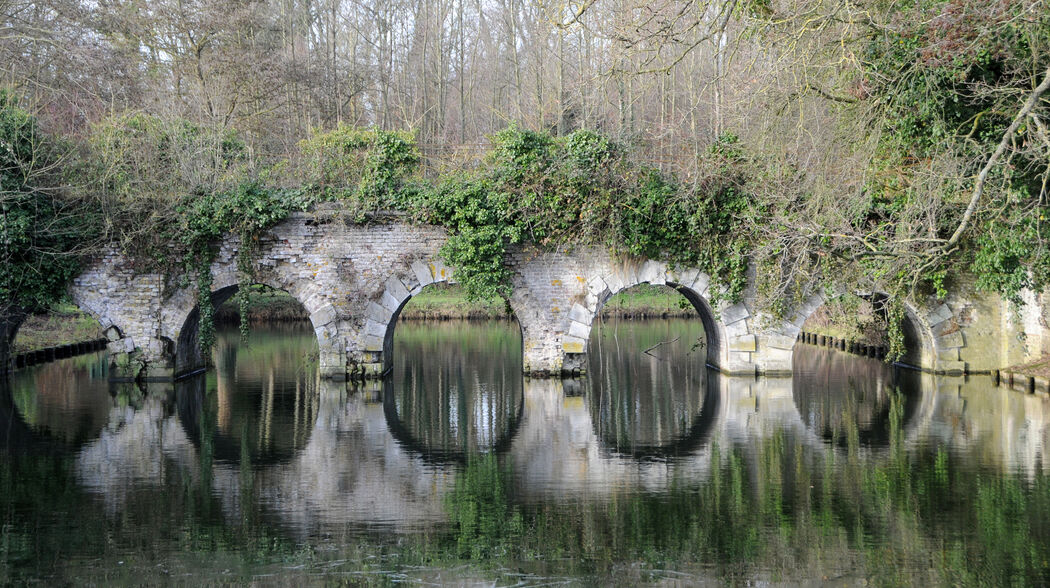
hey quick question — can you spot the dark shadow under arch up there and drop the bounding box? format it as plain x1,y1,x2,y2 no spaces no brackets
794,292,930,370
669,283,726,369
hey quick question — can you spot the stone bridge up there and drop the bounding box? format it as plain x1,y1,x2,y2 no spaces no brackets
2,210,1047,380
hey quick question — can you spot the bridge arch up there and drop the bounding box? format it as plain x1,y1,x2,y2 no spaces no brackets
557,261,748,374
3,299,126,375
168,271,344,378
770,290,963,374
0,310,27,371
352,257,464,376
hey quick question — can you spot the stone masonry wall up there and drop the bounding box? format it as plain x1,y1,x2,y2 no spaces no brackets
51,212,1050,381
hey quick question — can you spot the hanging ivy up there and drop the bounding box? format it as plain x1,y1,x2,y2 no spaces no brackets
178,182,314,353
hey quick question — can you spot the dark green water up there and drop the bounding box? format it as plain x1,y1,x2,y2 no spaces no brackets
3,319,1050,585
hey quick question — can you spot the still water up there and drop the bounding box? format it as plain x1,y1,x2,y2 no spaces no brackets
3,319,1050,585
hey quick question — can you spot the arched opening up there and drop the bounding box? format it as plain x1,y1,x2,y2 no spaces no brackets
174,287,320,466
175,283,319,377
382,283,524,462
791,293,929,448
794,293,929,369
586,283,718,457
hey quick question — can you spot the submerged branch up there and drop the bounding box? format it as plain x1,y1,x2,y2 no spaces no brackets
643,336,680,358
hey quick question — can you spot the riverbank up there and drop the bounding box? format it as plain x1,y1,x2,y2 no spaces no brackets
215,283,695,323
12,304,103,354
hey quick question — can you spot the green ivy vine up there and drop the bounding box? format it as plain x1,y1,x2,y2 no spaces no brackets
410,127,760,302
178,182,314,352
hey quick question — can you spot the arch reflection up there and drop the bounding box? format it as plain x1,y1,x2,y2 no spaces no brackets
4,351,123,449
383,320,524,463
175,326,319,466
792,346,922,448
586,318,715,458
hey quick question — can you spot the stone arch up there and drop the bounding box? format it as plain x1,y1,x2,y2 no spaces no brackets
773,290,962,374
168,272,344,379
557,260,750,374
356,258,462,377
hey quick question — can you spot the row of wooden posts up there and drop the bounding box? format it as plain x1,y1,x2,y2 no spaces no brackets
993,368,1050,395
796,331,889,360
798,330,1049,395
8,339,108,371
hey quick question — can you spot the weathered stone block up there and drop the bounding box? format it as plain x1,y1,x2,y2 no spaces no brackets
764,333,797,351
562,336,586,353
568,303,591,325
379,291,401,313
363,320,386,338
568,320,590,340
936,330,964,349
312,303,337,327
366,301,392,324
603,272,625,296
673,268,700,289
411,260,434,286
730,334,757,352
362,335,384,352
929,303,953,326
688,273,711,298
586,276,609,298
385,277,410,302
937,347,960,362
722,303,750,325
639,260,666,285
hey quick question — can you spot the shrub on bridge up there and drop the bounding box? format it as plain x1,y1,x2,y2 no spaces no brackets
409,126,762,302
298,125,420,219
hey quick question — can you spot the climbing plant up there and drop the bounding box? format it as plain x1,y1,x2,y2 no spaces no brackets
410,127,761,302
177,182,314,350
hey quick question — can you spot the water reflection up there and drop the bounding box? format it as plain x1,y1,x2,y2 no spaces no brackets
3,320,1050,584
586,318,713,457
9,352,112,446
385,321,524,462
792,346,923,448
176,327,319,466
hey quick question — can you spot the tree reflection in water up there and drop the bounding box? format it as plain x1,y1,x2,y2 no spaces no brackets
0,321,1048,584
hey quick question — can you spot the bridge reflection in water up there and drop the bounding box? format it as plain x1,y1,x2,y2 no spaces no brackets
2,320,1048,543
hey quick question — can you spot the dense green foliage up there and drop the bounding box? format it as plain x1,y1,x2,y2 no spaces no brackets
413,127,758,301
0,92,95,313
857,0,1050,303
297,125,420,217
